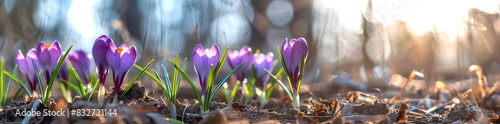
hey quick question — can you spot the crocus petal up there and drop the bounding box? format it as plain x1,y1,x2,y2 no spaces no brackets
68,50,92,83
36,42,53,70
106,42,121,72
118,46,137,73
17,50,30,75
17,49,41,92
92,35,114,85
227,51,239,68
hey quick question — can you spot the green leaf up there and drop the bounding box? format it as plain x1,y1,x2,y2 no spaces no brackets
3,65,17,106
32,60,43,98
120,59,154,99
165,118,185,124
0,59,4,107
44,45,73,105
214,46,229,76
264,69,292,100
169,59,201,103
68,63,87,99
230,82,239,100
60,79,79,92
134,65,162,84
153,68,169,101
276,46,293,94
161,65,172,99
204,66,215,110
173,57,187,100
266,68,283,99
4,71,32,96
12,87,23,101
87,79,100,102
208,62,244,102
296,55,306,93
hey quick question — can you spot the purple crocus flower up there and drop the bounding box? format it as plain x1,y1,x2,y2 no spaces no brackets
16,49,41,93
227,46,253,82
92,35,113,85
68,50,92,83
193,44,220,96
280,38,308,90
253,52,274,90
106,42,137,95
36,41,62,83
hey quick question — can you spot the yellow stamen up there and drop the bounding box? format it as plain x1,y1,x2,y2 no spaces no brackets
45,44,51,48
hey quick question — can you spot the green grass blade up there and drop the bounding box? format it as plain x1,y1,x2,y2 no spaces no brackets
32,60,43,98
266,68,283,99
4,65,17,106
165,118,185,124
4,71,32,96
230,82,239,99
68,63,86,99
161,65,172,99
152,68,169,99
209,62,244,102
264,69,292,100
87,79,100,102
152,69,169,101
276,47,293,93
173,57,187,101
205,66,215,110
120,59,154,99
169,59,201,101
296,55,306,93
133,65,162,85
12,87,23,101
214,46,229,76
44,45,73,105
60,79,79,92
0,59,4,107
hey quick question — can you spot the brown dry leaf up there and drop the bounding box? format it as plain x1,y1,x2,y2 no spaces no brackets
319,98,342,116
231,103,246,112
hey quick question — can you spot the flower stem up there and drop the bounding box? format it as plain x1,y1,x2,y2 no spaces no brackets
292,93,300,111
98,84,105,106
168,100,177,119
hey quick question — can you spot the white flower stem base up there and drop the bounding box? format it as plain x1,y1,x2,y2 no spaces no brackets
168,100,177,119
98,85,105,107
292,93,300,111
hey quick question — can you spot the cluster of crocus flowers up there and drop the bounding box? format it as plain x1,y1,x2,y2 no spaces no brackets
193,44,220,96
16,49,41,93
92,35,137,95
278,37,308,111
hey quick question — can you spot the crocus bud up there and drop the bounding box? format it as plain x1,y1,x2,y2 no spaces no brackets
106,42,137,95
253,52,274,90
36,41,62,83
280,38,308,90
227,46,253,82
92,35,113,85
68,50,92,83
192,44,220,95
17,49,41,93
